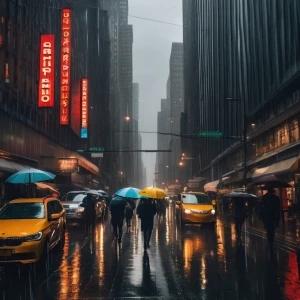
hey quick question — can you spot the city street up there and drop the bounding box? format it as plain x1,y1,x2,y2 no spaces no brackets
0,204,300,300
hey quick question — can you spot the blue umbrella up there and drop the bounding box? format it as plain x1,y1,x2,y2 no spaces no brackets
115,187,141,199
6,168,56,184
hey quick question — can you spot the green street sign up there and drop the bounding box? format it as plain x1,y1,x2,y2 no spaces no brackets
76,149,84,153
198,131,223,138
89,147,104,152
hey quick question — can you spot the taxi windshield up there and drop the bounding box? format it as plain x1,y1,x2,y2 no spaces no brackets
182,194,212,205
0,203,45,219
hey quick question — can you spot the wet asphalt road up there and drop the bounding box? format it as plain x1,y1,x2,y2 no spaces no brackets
1,204,300,300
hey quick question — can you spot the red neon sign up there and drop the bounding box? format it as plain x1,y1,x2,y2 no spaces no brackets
38,34,55,107
60,8,71,125
81,79,88,138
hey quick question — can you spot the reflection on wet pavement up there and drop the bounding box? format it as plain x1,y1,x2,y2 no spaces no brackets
0,205,300,299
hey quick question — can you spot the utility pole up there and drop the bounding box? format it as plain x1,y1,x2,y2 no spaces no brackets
226,97,248,191
243,100,247,191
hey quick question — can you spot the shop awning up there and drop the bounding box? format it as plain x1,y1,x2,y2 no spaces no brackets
204,180,220,193
0,158,30,173
187,177,206,188
35,182,58,193
252,166,270,178
263,157,298,176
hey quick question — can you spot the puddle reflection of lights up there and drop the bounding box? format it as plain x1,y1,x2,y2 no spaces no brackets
231,223,236,247
166,210,169,244
201,255,207,290
183,239,193,275
59,231,70,297
216,220,226,270
71,244,80,295
59,242,81,298
98,224,104,279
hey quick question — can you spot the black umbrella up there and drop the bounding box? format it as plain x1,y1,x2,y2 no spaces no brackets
223,192,258,200
248,174,291,188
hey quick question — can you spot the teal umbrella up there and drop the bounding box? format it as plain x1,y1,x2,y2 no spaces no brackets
115,187,141,199
110,195,127,206
6,168,56,184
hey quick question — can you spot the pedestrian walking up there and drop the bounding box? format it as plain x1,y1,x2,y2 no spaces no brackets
82,193,97,233
260,186,281,258
156,198,166,219
232,197,248,244
137,198,157,250
110,196,126,243
125,200,134,230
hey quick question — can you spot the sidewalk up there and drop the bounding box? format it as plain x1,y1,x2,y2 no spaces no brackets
218,212,300,248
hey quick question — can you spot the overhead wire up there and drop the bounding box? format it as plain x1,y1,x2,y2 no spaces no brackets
28,2,183,27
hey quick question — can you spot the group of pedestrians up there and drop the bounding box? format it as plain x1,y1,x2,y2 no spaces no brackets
109,196,157,250
231,186,281,258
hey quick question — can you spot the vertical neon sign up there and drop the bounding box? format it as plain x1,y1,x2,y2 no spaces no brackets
60,8,71,125
38,34,55,107
81,79,88,138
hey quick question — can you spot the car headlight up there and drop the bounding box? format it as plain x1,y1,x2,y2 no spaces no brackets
211,209,216,214
184,209,191,214
76,207,85,213
24,232,43,242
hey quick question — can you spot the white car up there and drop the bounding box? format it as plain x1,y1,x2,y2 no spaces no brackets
61,193,86,222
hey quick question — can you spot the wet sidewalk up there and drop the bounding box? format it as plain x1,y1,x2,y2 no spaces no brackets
219,212,300,251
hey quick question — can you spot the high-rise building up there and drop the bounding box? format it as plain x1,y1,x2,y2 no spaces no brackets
0,0,111,198
156,43,184,187
182,0,300,205
101,0,139,189
132,83,139,122
156,98,171,186
169,43,184,184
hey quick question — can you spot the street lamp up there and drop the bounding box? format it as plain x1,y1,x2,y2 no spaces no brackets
225,97,247,189
166,165,169,186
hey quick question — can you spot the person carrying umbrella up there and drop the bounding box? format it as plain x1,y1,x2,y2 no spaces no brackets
125,199,135,230
260,186,281,258
110,195,126,243
82,193,97,232
232,197,248,244
137,198,157,250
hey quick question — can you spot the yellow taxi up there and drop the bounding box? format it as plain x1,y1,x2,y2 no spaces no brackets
0,196,66,265
176,192,216,225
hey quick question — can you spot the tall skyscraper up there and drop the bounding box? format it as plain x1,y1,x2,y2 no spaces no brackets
182,0,300,203
132,83,139,122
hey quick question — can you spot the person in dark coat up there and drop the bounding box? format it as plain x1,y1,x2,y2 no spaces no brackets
137,198,157,250
82,193,97,232
125,200,134,230
110,196,126,243
232,197,248,244
260,187,281,257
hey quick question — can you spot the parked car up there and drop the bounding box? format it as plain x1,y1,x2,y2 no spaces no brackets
176,192,216,226
0,196,66,266
61,191,106,224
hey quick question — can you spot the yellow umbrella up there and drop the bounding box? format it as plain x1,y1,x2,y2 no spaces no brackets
138,186,167,198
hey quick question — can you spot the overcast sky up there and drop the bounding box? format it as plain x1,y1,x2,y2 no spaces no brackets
128,0,183,187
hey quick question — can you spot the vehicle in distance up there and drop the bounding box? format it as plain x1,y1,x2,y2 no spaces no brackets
176,192,216,225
